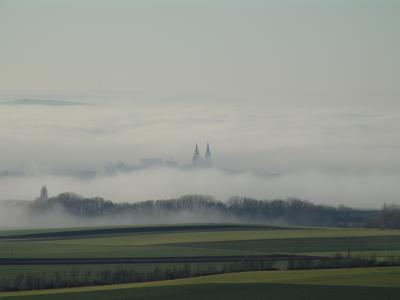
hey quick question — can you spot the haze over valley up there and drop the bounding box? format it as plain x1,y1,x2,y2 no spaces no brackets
0,96,399,208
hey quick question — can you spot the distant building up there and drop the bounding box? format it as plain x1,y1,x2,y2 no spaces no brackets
204,142,212,167
192,142,212,167
192,144,201,166
38,186,48,201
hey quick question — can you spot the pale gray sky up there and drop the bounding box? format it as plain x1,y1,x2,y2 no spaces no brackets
0,0,399,96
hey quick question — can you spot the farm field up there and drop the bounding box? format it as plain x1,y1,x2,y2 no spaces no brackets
1,224,400,259
0,267,399,300
1,223,400,299
0,224,282,239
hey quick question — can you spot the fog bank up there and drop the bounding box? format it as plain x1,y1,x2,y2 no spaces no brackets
0,167,398,208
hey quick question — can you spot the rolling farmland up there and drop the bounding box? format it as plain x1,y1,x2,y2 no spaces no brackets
1,268,400,300
0,224,400,299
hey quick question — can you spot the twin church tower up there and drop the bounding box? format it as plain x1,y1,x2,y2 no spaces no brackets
192,143,212,167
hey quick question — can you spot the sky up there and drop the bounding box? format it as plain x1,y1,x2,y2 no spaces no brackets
1,0,399,96
0,0,399,208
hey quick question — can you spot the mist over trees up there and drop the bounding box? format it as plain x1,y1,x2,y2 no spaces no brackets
26,192,385,228
377,204,400,228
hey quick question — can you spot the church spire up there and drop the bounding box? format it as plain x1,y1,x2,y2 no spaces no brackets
205,142,212,166
192,144,200,165
39,186,48,201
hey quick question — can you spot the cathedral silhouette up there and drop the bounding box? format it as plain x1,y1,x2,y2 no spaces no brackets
192,143,212,167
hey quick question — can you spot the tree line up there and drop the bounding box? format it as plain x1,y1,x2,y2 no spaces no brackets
0,260,277,292
31,193,399,228
373,204,400,228
288,253,400,270
2,254,400,292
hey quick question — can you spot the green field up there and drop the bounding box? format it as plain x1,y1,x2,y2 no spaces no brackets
1,267,399,299
1,224,400,299
1,225,400,259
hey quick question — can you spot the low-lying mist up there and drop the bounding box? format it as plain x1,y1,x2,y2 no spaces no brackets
1,96,400,216
0,166,398,208
0,198,243,229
